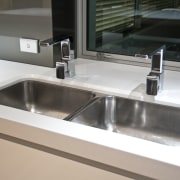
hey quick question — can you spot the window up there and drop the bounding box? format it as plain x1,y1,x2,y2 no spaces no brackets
79,0,180,70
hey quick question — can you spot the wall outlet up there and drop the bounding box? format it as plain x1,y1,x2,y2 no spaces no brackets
20,38,39,54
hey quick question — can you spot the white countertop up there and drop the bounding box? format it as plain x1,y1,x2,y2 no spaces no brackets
1,58,180,179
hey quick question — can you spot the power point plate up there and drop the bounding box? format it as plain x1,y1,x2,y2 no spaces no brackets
20,38,39,54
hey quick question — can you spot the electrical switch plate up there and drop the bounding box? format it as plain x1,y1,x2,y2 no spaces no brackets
20,38,39,54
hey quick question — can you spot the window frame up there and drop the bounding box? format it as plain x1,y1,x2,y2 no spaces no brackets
77,0,180,71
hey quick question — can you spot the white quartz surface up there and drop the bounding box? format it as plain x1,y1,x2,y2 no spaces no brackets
1,59,180,179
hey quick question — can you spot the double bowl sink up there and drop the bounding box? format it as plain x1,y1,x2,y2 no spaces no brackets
1,79,180,146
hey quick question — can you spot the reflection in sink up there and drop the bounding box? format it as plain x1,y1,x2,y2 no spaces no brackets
0,80,96,119
70,96,180,146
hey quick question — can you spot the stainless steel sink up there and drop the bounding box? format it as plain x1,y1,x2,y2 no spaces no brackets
0,80,96,119
69,96,180,146
1,79,180,146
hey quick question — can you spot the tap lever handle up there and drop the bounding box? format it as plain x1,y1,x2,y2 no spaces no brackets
62,44,69,57
61,40,70,60
151,51,163,73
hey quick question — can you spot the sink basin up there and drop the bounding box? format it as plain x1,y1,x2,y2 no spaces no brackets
70,96,180,146
1,79,180,146
0,80,96,119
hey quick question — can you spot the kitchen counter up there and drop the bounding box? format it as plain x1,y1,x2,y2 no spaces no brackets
1,58,180,179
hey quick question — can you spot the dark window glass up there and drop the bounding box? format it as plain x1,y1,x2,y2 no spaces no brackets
87,0,180,62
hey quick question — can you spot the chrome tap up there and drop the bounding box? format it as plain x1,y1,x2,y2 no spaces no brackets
57,38,75,79
146,46,165,95
135,45,165,95
40,36,75,79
